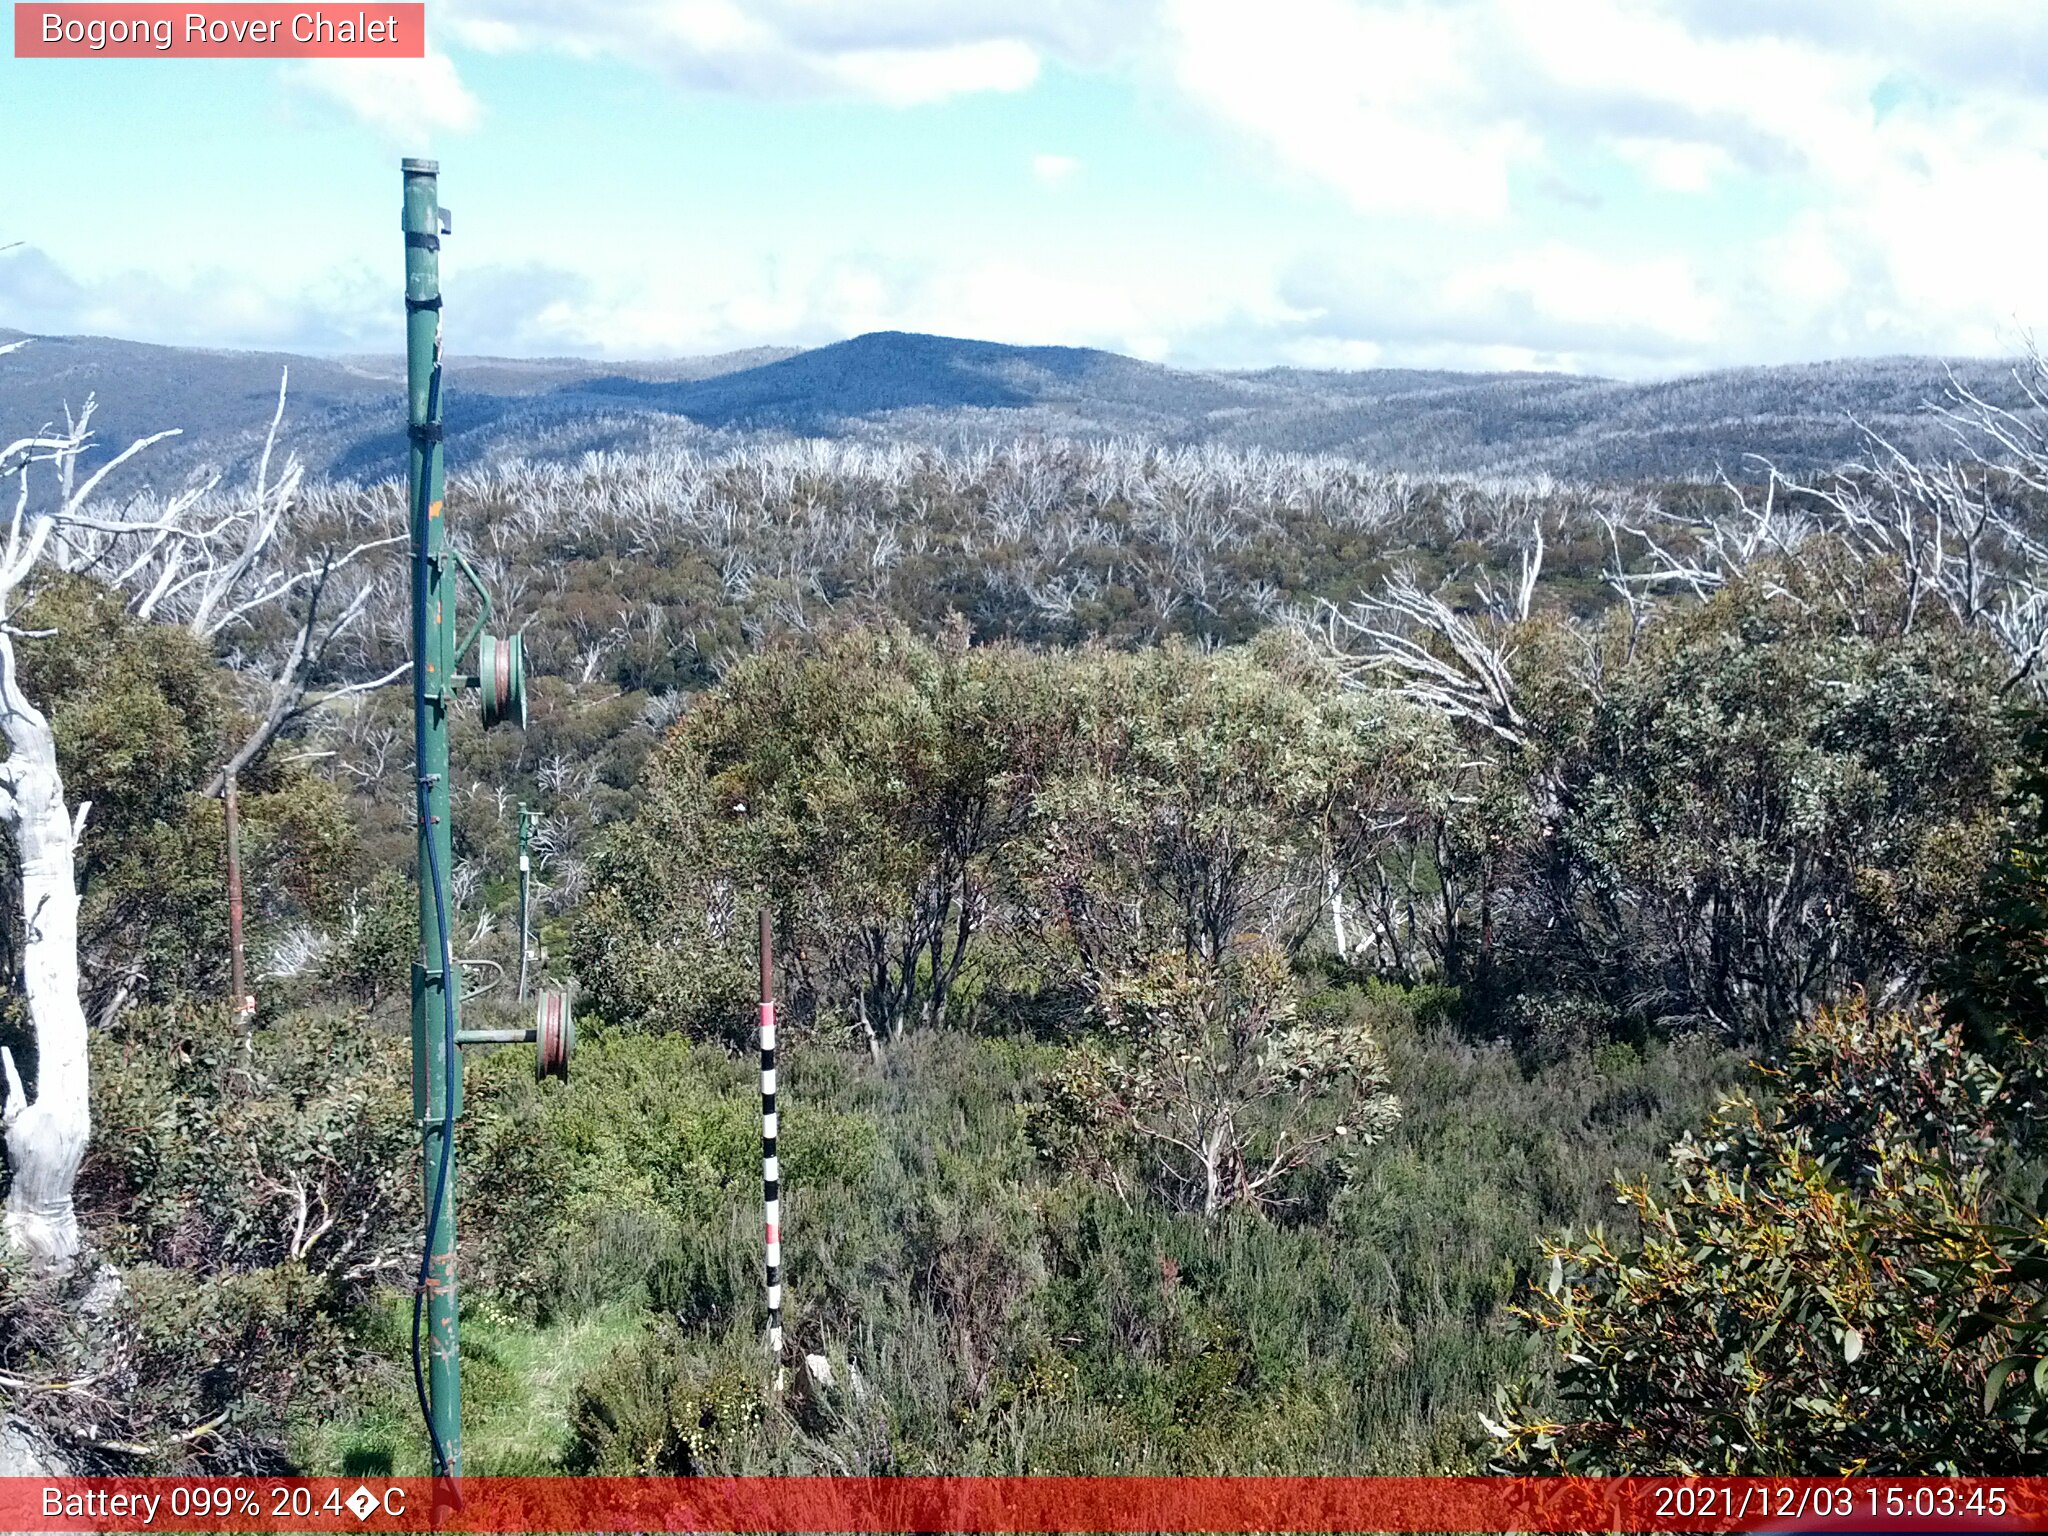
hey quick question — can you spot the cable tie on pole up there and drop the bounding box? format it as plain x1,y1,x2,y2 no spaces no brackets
408,422,444,444
404,232,441,251
405,296,443,312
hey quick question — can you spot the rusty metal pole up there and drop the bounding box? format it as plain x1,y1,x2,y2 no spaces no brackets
516,803,535,1001
224,773,249,1020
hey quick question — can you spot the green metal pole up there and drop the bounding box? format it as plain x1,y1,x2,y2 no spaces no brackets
402,156,462,1479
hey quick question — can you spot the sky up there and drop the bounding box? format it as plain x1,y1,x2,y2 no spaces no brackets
3,0,2048,378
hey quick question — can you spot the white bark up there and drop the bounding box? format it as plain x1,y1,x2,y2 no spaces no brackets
1314,572,1527,749
0,354,359,1270
0,631,88,1269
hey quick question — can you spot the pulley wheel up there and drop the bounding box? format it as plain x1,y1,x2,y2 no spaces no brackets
478,632,527,731
536,988,574,1081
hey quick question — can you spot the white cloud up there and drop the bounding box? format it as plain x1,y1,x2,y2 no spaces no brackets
289,0,2048,371
287,52,482,141
436,0,1142,102
1163,0,1540,220
0,245,390,353
1274,337,1385,370
33,0,2048,377
1031,153,1080,186
1459,245,1718,347
1279,240,1722,376
1149,0,2048,368
1613,137,1735,193
827,40,1039,104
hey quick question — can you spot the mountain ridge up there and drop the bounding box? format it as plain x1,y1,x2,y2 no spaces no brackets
0,325,2030,487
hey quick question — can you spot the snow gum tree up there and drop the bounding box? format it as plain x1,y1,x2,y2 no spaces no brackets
0,400,168,1265
1028,943,1403,1216
0,362,383,1268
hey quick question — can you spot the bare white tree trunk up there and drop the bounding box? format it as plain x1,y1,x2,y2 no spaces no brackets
1200,1126,1225,1217
0,632,88,1270
0,360,391,1270
1326,862,1349,962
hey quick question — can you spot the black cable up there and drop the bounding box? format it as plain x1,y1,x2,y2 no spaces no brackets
410,768,458,1482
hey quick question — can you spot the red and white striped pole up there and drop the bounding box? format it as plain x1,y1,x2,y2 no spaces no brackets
759,909,784,1371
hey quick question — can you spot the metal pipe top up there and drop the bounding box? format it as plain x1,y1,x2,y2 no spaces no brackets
402,157,440,174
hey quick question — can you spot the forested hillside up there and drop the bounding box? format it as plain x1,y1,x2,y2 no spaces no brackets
3,327,2039,490
6,344,2048,1475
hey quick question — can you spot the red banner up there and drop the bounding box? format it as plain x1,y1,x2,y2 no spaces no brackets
0,1476,2042,1532
13,4,425,57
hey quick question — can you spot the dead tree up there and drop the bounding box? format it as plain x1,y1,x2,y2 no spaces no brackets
0,400,186,1266
63,374,409,795
1599,350,2048,695
1312,571,1528,750
0,362,393,1265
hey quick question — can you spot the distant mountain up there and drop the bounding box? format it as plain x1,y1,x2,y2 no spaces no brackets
551,331,1254,432
0,329,798,488
0,326,2030,488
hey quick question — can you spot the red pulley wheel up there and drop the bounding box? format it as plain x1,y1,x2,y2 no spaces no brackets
478,632,527,731
536,988,574,1080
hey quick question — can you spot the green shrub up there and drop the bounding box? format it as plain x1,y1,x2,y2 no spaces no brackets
1514,580,2012,1042
0,1003,424,1472
446,984,1739,1475
1028,945,1400,1217
566,1323,766,1474
316,872,415,1016
460,1031,875,1320
1490,998,2040,1473
84,1006,414,1286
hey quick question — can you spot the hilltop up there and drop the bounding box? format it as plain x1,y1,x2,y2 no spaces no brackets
0,325,2030,488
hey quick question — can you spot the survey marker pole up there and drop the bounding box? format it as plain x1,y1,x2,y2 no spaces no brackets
404,156,462,1479
760,909,784,1375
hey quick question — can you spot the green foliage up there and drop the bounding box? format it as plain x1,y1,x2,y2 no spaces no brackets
315,872,415,1015
1030,944,1400,1216
1741,993,2008,1187
0,1006,417,1470
1022,634,1442,979
435,985,1742,1475
83,1005,414,1286
238,772,357,930
0,576,359,1034
1942,709,2048,1061
2,576,229,1022
1,432,2025,1479
1916,711,2048,1447
1489,998,2040,1473
577,620,1059,1048
459,1030,875,1319
19,577,228,826
565,1323,767,1474
579,628,1436,1055
1517,578,2011,1041
0,1253,373,1472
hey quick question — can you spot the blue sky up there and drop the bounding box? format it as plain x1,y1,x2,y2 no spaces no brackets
5,0,2048,377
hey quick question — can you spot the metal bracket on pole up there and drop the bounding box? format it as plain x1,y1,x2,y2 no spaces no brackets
448,542,493,663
